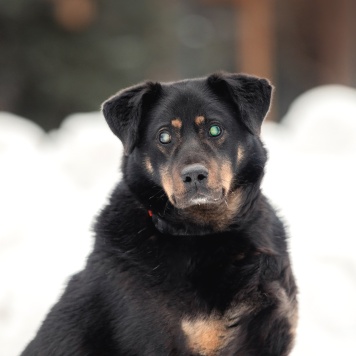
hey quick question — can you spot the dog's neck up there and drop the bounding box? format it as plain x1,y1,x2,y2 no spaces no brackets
150,212,216,236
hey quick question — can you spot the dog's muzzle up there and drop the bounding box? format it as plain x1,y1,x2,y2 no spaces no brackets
173,163,223,209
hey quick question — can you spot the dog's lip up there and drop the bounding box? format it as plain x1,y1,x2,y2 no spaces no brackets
173,190,224,209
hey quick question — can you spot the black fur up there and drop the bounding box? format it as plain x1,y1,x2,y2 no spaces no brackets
22,72,297,356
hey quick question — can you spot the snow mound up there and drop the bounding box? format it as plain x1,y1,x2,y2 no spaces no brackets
1,85,356,355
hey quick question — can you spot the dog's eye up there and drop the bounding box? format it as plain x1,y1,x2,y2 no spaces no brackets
209,125,222,137
159,131,172,144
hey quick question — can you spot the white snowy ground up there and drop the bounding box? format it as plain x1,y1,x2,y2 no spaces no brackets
1,85,356,356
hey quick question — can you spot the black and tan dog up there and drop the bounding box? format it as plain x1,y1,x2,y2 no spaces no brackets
22,72,298,355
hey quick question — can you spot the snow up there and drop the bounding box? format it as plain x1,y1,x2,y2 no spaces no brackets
1,85,356,355
262,86,356,355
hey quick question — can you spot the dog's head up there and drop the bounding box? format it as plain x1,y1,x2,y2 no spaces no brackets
102,73,271,229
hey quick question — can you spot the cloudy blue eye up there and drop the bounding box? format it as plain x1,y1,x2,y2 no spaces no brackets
209,125,221,137
159,131,171,144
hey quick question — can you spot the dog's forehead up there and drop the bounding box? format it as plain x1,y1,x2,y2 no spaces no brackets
149,80,229,124
162,81,208,115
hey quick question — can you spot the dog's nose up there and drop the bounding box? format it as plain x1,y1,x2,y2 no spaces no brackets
181,164,208,185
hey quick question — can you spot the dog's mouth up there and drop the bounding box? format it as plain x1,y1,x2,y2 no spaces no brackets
160,162,233,210
171,188,224,209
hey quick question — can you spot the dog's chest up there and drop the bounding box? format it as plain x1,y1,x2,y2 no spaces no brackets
180,305,249,356
181,317,231,356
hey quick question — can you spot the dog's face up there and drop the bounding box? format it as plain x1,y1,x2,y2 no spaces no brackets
139,84,242,209
102,73,271,222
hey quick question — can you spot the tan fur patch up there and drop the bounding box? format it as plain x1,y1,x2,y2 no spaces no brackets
204,158,219,191
275,284,298,324
220,161,233,193
145,157,154,174
182,302,259,355
219,189,243,229
280,288,298,340
237,146,244,163
171,118,182,129
182,317,230,356
269,281,299,347
160,166,174,204
195,116,205,125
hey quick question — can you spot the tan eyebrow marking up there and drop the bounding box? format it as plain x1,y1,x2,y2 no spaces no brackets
171,118,182,129
195,116,205,125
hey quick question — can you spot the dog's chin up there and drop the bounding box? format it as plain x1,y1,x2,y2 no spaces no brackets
172,190,224,210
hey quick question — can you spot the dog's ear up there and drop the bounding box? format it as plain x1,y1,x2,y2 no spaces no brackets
102,81,162,155
207,72,272,135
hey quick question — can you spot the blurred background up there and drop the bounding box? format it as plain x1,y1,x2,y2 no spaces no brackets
2,0,356,128
1,0,356,355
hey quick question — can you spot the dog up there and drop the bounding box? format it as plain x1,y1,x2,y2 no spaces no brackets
22,72,298,355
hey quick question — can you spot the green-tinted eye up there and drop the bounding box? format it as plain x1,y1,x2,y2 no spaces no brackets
209,125,221,137
159,131,171,144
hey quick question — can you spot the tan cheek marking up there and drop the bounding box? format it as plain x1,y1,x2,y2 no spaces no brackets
159,166,174,204
182,318,229,356
220,161,233,192
160,165,187,207
195,115,205,125
237,146,244,164
172,168,187,199
221,189,242,229
171,118,182,129
145,157,154,174
205,158,219,190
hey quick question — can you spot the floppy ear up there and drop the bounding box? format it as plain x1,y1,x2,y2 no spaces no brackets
102,81,162,155
207,72,272,135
